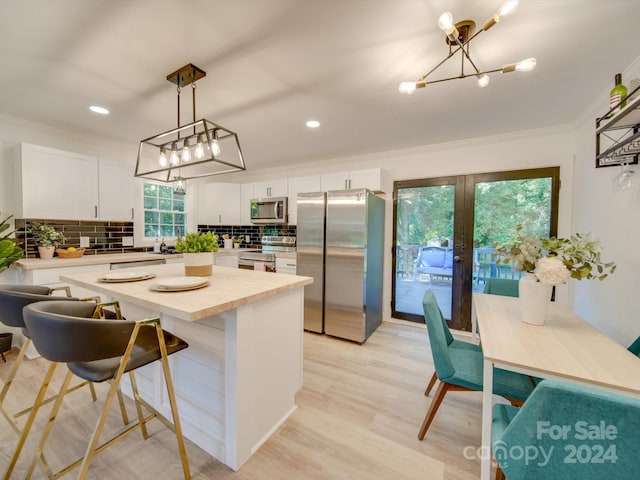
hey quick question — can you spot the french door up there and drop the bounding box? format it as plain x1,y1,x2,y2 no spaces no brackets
392,167,560,331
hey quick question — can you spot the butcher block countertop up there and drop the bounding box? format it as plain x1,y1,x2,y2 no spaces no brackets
60,263,313,321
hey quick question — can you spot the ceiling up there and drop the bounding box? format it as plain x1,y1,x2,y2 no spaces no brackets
1,0,639,171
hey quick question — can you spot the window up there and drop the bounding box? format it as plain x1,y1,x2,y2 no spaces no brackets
143,182,186,238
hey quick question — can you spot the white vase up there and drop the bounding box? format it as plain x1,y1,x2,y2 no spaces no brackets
183,252,214,276
38,246,55,259
518,273,552,326
223,239,233,249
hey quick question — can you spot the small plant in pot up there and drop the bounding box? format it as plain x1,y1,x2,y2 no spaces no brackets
28,222,67,259
0,215,23,273
175,231,219,276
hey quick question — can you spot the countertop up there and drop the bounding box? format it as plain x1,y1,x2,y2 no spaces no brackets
60,263,313,321
14,249,261,270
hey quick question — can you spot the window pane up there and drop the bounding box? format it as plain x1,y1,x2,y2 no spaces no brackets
143,183,158,196
159,185,173,198
143,182,188,240
161,212,174,224
159,198,172,210
174,199,184,212
160,224,174,237
175,213,185,225
144,196,157,209
145,211,159,224
145,224,158,237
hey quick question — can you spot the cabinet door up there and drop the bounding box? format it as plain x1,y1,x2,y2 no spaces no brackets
320,172,349,191
196,183,222,225
240,183,254,224
349,168,383,191
287,175,321,225
98,159,134,221
253,179,288,198
19,143,99,220
219,183,241,224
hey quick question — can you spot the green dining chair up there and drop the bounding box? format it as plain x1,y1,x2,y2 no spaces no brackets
628,336,640,357
493,379,640,480
483,277,519,297
418,290,535,439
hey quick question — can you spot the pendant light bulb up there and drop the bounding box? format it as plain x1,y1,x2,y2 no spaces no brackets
438,12,454,32
398,82,417,94
477,74,490,88
515,57,537,72
195,134,205,159
211,139,221,157
497,0,519,18
170,142,179,166
182,138,191,162
158,147,168,167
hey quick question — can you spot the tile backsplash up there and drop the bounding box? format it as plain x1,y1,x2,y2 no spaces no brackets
15,219,139,258
198,224,296,248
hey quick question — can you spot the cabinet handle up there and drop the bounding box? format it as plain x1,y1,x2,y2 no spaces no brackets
218,214,222,224
94,205,98,218
348,179,352,189
344,179,348,189
130,208,134,220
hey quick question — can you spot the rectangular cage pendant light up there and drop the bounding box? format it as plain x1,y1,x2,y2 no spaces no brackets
135,64,246,183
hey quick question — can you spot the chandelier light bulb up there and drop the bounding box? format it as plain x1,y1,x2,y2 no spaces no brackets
398,82,417,94
170,143,179,166
438,12,454,32
182,139,191,162
210,139,221,157
497,0,520,18
477,74,490,88
515,57,537,72
195,134,205,159
158,147,168,167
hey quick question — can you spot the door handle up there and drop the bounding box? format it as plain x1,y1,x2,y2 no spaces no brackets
454,255,462,262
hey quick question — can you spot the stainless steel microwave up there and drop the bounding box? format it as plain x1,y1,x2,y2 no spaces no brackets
250,197,288,224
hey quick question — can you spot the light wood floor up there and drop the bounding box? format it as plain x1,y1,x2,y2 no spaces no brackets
0,321,491,479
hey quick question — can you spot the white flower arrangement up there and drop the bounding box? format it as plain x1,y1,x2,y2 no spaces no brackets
494,225,616,286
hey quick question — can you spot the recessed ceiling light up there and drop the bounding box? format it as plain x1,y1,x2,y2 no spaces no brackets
89,105,110,115
306,120,320,128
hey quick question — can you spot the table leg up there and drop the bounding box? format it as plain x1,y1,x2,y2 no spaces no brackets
481,359,493,480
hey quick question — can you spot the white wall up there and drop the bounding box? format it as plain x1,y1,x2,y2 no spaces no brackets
571,57,640,346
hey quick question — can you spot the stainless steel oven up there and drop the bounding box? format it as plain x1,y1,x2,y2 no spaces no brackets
237,236,296,271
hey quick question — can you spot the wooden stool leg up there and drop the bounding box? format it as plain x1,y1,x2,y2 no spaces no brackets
495,465,506,480
424,372,438,396
418,381,450,440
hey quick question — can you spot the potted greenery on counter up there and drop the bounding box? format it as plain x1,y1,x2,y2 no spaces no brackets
28,222,67,259
0,215,23,272
175,231,219,276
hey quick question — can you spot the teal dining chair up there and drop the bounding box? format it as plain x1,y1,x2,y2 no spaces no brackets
483,277,519,297
628,336,640,357
418,290,535,439
493,379,640,480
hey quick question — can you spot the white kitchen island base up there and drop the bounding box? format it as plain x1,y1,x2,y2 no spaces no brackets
60,264,311,471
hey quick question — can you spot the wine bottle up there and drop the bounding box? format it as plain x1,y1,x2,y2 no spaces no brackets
609,73,628,115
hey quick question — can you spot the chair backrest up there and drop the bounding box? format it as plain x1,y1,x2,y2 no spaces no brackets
422,290,455,380
0,284,76,328
495,379,640,479
483,278,519,297
628,336,640,357
418,247,446,267
23,300,135,363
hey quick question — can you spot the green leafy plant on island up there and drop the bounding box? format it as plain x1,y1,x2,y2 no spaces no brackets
174,231,220,253
28,222,67,248
0,215,24,273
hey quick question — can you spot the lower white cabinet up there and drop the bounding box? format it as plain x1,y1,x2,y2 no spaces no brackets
276,256,297,275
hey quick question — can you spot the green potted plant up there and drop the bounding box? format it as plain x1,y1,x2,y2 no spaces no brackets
175,231,219,276
0,215,23,273
28,222,67,259
233,236,242,249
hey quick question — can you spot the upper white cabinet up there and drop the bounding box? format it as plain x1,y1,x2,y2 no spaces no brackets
98,159,135,221
287,175,321,225
320,168,384,192
252,179,288,198
240,183,254,225
16,143,99,220
197,182,241,225
13,144,136,221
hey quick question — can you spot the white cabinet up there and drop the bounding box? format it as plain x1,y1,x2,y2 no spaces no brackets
320,168,384,192
215,253,239,268
16,143,99,220
253,179,288,198
197,182,241,225
12,143,135,221
287,175,321,225
240,183,254,225
98,159,135,221
276,256,297,275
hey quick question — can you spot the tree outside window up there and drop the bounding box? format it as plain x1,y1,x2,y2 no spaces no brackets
143,183,185,238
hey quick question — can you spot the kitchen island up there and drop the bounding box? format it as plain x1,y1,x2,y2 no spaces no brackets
60,263,313,471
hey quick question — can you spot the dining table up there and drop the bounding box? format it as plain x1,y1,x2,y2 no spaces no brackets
473,293,640,480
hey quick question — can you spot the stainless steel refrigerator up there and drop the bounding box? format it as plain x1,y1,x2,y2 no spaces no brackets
297,189,384,343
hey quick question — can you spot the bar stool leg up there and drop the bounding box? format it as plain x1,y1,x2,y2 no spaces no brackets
4,362,57,480
0,338,32,434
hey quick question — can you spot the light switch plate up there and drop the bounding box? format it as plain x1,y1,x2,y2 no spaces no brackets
80,236,90,248
122,236,134,247
245,235,250,243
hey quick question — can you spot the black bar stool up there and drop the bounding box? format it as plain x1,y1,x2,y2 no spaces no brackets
23,300,191,480
0,284,129,479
